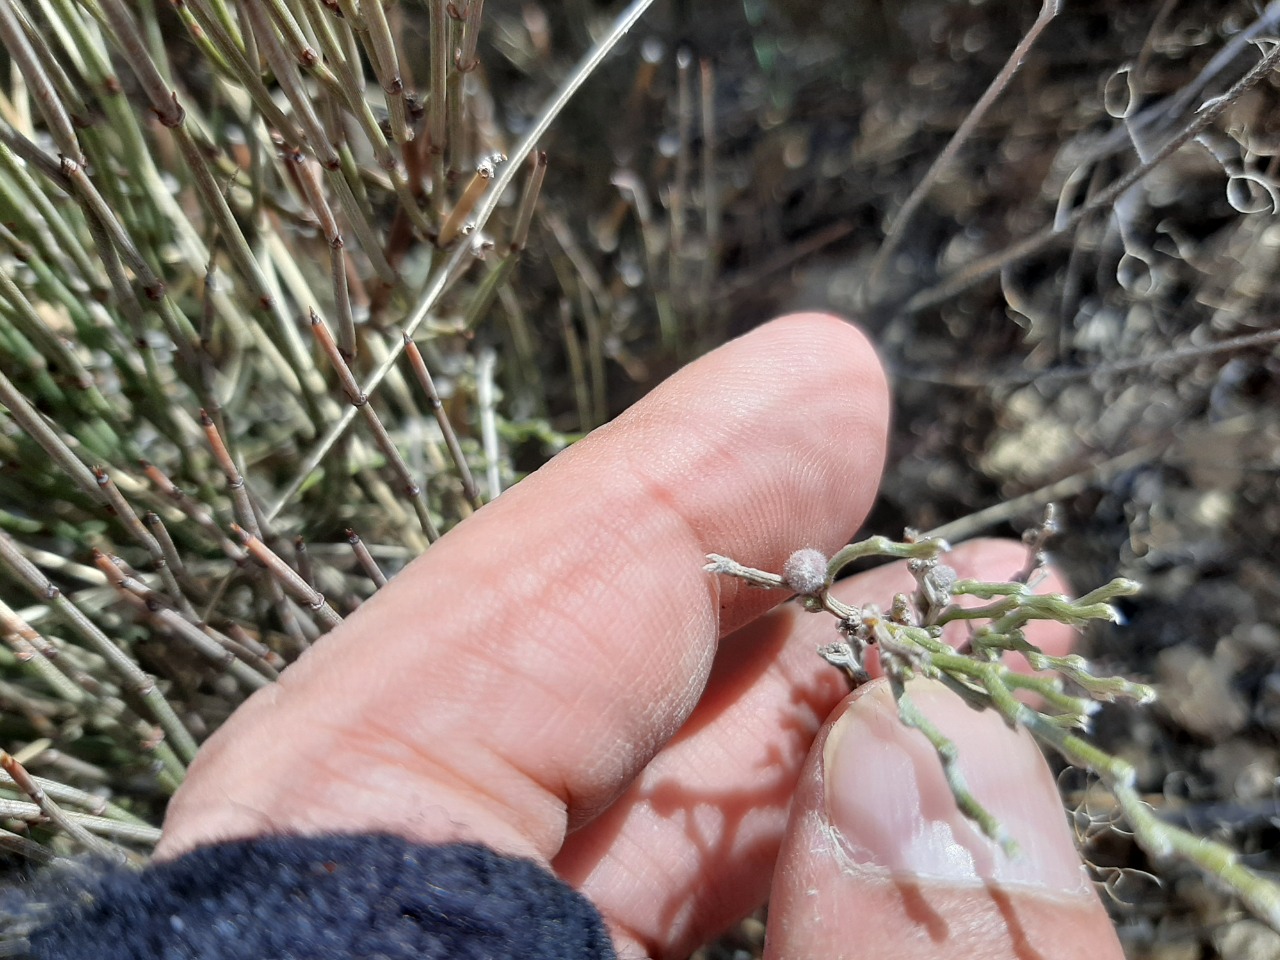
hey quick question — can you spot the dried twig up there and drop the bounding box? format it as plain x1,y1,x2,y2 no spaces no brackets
903,40,1280,315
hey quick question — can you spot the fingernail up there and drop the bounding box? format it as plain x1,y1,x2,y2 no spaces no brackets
821,680,1089,894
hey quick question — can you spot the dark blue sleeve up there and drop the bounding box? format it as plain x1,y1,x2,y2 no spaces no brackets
20,834,616,960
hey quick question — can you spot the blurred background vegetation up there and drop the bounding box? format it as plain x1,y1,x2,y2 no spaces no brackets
2,0,1280,956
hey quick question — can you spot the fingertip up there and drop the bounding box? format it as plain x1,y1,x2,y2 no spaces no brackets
713,312,888,419
760,312,890,419
820,681,1089,892
765,310,882,355
766,679,1122,959
626,311,890,634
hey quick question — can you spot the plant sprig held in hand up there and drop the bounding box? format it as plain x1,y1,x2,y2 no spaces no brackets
705,511,1280,932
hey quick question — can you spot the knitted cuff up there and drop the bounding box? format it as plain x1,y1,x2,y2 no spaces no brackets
22,834,617,960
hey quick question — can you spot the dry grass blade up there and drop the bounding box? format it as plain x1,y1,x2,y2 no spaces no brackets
0,827,59,864
92,550,274,689
427,0,450,212
0,0,81,163
1,749,127,860
290,150,358,362
511,151,549,254
439,155,502,248
0,533,197,768
697,57,720,338
0,366,101,500
924,446,1163,544
455,0,485,73
0,795,160,846
142,512,198,596
233,527,343,631
361,0,412,146
866,0,1060,296
138,460,243,562
346,529,389,589
476,347,502,499
200,410,262,535
0,599,87,705
898,325,1280,388
265,0,659,520
92,468,193,617
904,39,1280,315
310,310,440,543
294,536,316,591
403,335,482,510
0,763,150,827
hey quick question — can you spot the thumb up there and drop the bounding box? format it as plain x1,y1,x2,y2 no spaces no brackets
765,679,1124,960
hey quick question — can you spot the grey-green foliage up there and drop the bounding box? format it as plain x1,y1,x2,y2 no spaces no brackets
0,0,657,865
707,523,1280,934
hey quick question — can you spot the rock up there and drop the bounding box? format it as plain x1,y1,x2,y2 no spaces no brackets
1214,920,1280,960
1156,646,1249,741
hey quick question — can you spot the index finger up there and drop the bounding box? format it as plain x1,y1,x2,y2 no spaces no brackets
158,313,890,865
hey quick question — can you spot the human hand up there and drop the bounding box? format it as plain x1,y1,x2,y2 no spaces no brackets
157,314,1123,959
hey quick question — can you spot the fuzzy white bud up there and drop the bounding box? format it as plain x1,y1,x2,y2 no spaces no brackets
782,548,829,596
922,563,958,608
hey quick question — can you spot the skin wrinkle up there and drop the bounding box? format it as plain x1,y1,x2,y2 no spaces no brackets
488,529,713,810
353,708,535,825
383,478,702,821
315,703,564,857
614,329,875,546
393,604,642,842
559,605,840,952
539,425,720,633
501,651,635,824
599,390,843,708
563,495,714,698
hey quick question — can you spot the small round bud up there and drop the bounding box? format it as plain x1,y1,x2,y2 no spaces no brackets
782,548,829,596
922,563,958,608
